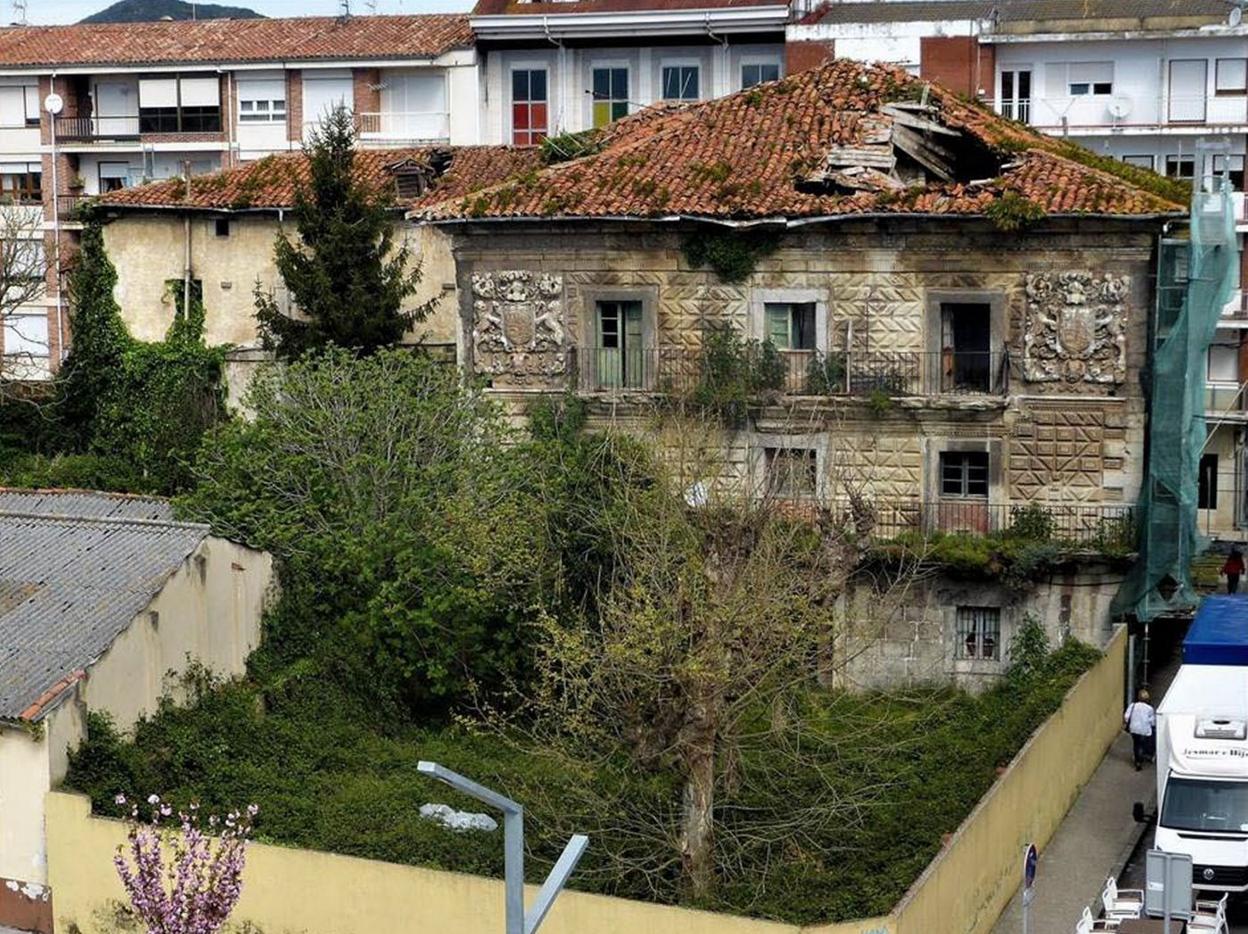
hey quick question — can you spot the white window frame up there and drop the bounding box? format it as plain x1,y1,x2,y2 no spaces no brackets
739,55,783,91
997,66,1032,122
238,96,287,124
1062,61,1114,97
588,59,631,128
507,61,552,146
659,58,702,102
1216,58,1247,96
1122,154,1155,170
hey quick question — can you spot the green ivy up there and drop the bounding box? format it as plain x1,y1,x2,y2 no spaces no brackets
681,229,779,284
8,222,226,494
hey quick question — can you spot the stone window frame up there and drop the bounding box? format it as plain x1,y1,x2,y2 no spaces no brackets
577,285,659,390
923,288,1008,393
923,437,1006,510
750,431,828,503
748,288,828,351
947,599,1011,675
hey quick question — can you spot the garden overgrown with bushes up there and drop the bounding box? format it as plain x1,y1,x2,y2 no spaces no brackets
3,107,1109,925
56,348,1103,925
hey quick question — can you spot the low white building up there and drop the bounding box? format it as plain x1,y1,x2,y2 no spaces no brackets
0,490,273,934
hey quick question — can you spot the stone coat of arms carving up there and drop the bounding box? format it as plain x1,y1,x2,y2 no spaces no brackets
471,270,566,383
1023,271,1128,384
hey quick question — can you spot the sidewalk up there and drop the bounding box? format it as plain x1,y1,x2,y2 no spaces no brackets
991,730,1154,934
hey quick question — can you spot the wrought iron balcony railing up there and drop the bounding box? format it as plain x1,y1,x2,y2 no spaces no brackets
572,347,1009,398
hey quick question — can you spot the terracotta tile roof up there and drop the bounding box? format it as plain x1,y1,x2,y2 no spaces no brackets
415,59,1185,224
472,0,782,17
95,146,544,213
0,14,472,68
799,0,1232,26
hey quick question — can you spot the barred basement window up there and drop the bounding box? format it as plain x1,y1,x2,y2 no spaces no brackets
956,606,1000,661
765,447,817,499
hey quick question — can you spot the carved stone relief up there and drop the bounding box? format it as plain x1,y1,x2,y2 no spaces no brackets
1023,272,1128,384
471,271,566,383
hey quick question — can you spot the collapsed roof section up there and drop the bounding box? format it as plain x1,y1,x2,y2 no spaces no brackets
413,59,1187,225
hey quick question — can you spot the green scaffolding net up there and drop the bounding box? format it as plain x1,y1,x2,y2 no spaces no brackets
1113,154,1239,622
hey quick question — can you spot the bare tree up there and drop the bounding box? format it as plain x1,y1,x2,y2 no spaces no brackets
488,405,935,904
0,204,53,397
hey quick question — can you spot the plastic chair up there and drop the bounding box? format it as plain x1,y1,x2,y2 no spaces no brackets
1101,876,1144,921
1075,906,1120,933
1189,892,1229,934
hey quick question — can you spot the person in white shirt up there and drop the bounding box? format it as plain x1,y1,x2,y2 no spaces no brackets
1124,689,1156,772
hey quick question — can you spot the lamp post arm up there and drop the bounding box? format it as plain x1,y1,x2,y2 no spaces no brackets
417,760,522,814
524,834,590,934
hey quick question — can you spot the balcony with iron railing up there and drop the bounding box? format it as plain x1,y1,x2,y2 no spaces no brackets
824,497,1137,551
572,346,1010,399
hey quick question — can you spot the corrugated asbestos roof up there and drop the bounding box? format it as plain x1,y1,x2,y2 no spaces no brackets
0,488,173,521
0,509,208,723
800,0,1233,26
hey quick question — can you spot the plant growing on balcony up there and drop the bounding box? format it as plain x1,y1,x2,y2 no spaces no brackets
806,351,846,395
254,105,430,359
1006,503,1055,542
750,339,786,393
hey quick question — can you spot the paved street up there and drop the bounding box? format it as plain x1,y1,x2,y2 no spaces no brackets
1121,826,1248,933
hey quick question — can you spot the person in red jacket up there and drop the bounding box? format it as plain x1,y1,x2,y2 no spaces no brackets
1223,548,1245,594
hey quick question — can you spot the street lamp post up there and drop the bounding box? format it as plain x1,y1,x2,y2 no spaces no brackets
417,760,588,934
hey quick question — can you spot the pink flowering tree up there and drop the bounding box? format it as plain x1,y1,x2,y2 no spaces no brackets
113,794,258,934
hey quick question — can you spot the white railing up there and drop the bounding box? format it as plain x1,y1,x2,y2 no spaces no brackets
352,111,450,143
991,94,1247,131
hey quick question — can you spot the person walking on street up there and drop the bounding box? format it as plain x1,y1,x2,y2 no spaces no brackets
1224,548,1245,595
1124,689,1155,772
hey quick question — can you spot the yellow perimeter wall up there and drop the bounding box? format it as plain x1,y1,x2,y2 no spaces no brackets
45,627,1124,934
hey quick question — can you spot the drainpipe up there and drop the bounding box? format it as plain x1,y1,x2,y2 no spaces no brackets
705,14,730,97
183,160,192,320
49,71,64,365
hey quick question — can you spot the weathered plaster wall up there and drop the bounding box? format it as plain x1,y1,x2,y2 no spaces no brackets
101,213,459,349
0,535,271,906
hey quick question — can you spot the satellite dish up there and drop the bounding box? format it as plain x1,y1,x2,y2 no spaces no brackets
43,92,62,115
1230,5,1243,26
1108,96,1132,120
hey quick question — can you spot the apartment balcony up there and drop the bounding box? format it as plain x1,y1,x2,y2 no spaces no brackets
826,497,1137,550
572,347,1010,399
351,111,450,145
996,94,1248,135
1207,382,1248,423
55,115,140,142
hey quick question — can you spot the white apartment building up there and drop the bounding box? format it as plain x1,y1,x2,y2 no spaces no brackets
469,0,791,145
0,12,477,378
789,0,1248,540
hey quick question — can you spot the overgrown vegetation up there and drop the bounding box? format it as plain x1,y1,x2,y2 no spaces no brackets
0,222,224,494
539,128,605,165
683,326,786,425
66,637,1099,924
985,190,1047,232
681,229,779,284
254,105,428,359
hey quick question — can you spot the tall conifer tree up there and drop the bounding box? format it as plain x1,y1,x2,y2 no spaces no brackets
256,106,425,358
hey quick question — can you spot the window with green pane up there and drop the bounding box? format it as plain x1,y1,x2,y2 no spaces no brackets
596,300,644,389
592,67,630,127
763,302,816,350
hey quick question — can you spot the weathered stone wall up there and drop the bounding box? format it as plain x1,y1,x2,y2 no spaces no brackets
836,564,1124,692
452,219,1155,509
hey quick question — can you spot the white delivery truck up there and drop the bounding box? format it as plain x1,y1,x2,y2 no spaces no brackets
1149,595,1248,892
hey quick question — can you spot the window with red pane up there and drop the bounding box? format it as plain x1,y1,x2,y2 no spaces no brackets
511,69,548,146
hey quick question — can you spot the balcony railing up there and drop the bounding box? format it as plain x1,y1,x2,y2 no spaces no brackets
351,111,450,143
572,347,1009,398
828,497,1137,549
55,115,140,140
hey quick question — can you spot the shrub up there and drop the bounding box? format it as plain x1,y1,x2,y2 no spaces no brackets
806,351,845,395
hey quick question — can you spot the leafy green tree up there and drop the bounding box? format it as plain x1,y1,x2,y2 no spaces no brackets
179,348,546,716
255,106,426,358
